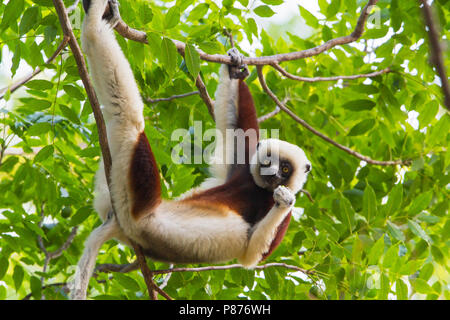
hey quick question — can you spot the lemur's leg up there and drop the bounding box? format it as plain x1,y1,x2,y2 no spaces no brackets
239,186,295,267
81,0,144,158
71,215,121,300
208,49,251,183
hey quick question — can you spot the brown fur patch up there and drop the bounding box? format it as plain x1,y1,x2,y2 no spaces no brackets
129,132,161,220
184,166,274,225
237,80,259,163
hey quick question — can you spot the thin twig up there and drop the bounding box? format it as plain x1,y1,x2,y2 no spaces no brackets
419,0,450,110
0,37,69,100
67,0,81,13
96,261,314,276
301,189,314,203
272,63,391,82
22,282,69,300
256,65,409,166
145,91,199,104
94,261,140,275
258,106,280,122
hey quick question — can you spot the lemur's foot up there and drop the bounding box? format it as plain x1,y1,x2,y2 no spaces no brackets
227,48,249,80
273,186,295,208
83,0,121,27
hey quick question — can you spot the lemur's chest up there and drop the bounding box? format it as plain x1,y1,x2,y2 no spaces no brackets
186,169,274,225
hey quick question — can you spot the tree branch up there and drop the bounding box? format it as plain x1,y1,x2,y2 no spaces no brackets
256,65,409,166
271,63,391,82
114,0,378,66
145,91,199,104
195,75,215,119
96,261,314,277
419,0,450,110
258,106,280,122
0,37,69,100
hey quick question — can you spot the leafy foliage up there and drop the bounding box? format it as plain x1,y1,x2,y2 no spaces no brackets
0,0,449,300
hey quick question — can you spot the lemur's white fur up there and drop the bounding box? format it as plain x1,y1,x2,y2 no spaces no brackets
72,0,310,300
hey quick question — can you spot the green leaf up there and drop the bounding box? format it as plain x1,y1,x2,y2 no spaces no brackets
63,85,85,101
428,113,449,146
378,122,396,148
408,191,432,216
368,236,384,265
187,3,209,22
114,273,140,292
0,286,6,300
385,184,403,217
248,18,258,36
59,104,80,125
254,5,276,17
419,263,434,281
25,80,53,90
146,32,162,60
264,268,279,292
386,220,405,241
184,43,200,79
418,101,438,128
326,0,341,18
30,276,42,300
160,37,178,77
339,197,355,232
413,278,433,294
19,6,40,35
69,206,93,226
19,98,51,111
383,245,398,268
396,278,408,299
299,5,319,28
165,6,180,29
13,265,24,291
28,122,52,136
362,184,377,222
342,100,376,111
138,4,153,25
1,0,25,30
347,119,375,136
364,25,389,39
379,273,390,299
407,220,431,244
34,145,54,162
0,257,8,280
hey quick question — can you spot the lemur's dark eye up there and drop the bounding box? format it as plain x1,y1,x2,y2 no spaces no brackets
280,161,292,177
305,164,311,173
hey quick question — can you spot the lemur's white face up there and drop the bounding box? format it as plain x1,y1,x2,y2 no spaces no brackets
250,139,311,193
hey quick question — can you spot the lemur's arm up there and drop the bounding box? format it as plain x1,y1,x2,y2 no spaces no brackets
239,186,295,266
208,50,259,183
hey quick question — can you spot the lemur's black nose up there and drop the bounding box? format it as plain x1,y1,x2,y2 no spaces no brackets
305,164,311,173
